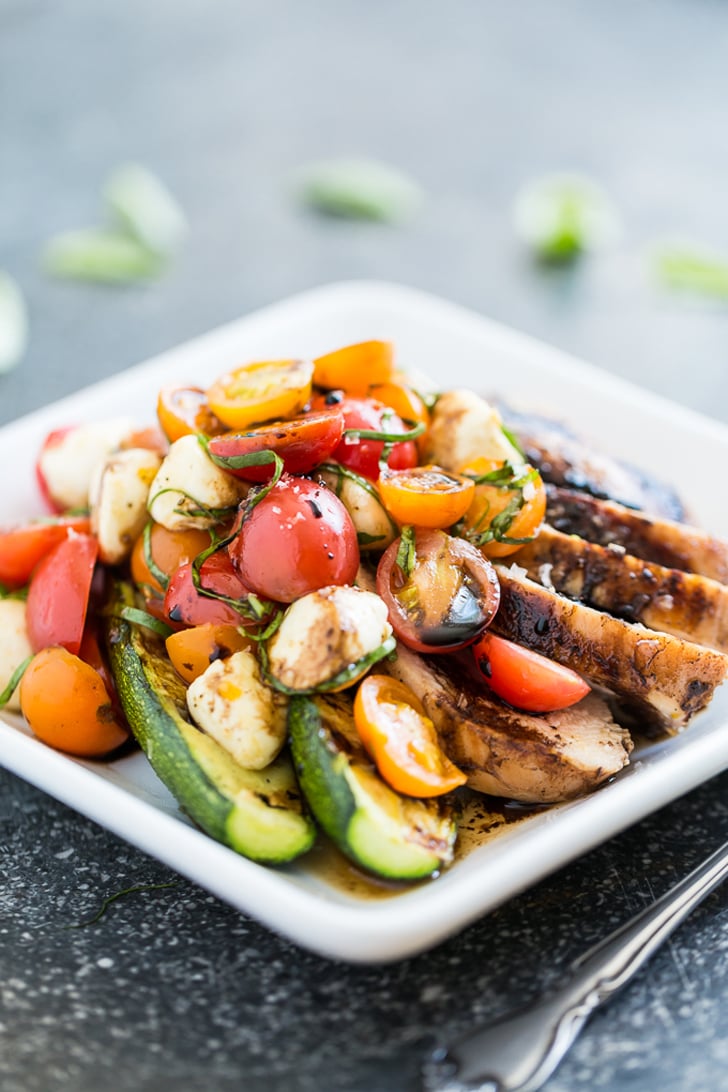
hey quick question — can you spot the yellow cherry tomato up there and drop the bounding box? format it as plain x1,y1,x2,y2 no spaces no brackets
378,465,475,529
354,675,467,797
157,386,226,443
459,457,546,559
206,359,314,429
313,340,394,396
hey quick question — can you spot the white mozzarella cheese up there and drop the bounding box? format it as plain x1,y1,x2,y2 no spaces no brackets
0,600,33,712
37,418,136,510
89,448,163,565
319,470,396,552
147,434,246,531
186,649,287,770
423,389,522,471
267,585,392,691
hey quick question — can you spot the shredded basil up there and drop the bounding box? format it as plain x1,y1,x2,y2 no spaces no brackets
0,655,34,707
460,464,541,547
343,421,425,444
395,525,416,578
119,607,174,639
318,462,399,539
142,520,169,591
66,881,179,929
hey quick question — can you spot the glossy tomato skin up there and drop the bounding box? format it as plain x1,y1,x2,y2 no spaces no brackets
229,475,359,603
0,515,92,589
313,395,418,481
163,551,255,628
376,528,500,653
26,533,99,654
207,409,345,482
472,632,590,713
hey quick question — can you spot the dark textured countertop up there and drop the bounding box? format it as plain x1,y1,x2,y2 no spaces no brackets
2,2,728,1090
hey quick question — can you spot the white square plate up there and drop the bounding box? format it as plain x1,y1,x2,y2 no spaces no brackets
2,280,727,963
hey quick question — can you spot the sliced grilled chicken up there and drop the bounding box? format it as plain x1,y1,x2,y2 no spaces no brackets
382,644,632,803
502,411,685,520
546,486,728,585
493,566,728,733
516,525,728,653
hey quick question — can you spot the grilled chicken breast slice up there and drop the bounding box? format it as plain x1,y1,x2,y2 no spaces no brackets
382,644,632,803
501,411,685,520
516,525,728,653
493,566,728,733
546,486,728,584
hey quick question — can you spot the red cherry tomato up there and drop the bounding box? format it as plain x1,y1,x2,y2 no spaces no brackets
229,475,359,603
0,515,92,589
313,395,418,481
207,409,345,482
163,551,257,628
472,632,591,713
26,533,99,654
376,528,500,653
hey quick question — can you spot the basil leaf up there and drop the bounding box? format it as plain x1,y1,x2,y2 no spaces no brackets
43,230,164,283
299,158,422,222
652,246,728,300
105,164,188,257
0,271,29,374
513,173,620,263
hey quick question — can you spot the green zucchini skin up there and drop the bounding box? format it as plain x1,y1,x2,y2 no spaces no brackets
288,694,456,881
106,583,315,864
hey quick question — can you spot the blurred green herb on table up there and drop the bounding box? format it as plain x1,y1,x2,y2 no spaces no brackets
42,164,187,284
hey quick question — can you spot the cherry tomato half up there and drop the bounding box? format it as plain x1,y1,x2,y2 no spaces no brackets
313,395,419,481
130,524,213,598
472,632,590,713
376,528,500,653
378,465,475,529
0,515,92,589
20,646,129,757
459,458,546,559
206,409,345,482
206,359,314,430
229,475,359,603
163,550,257,628
26,533,98,655
156,386,226,443
354,675,467,797
165,623,252,684
313,340,394,396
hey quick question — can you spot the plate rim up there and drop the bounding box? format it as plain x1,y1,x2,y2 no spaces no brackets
2,278,727,963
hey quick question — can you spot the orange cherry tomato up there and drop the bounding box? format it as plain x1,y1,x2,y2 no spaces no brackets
157,386,226,443
206,359,314,430
165,623,252,684
368,377,430,452
313,340,394,396
20,646,129,757
459,457,546,559
130,524,213,598
354,675,467,797
0,515,92,589
378,465,475,529
472,632,590,713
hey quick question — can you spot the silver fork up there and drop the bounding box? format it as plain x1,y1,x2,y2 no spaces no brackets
423,836,728,1092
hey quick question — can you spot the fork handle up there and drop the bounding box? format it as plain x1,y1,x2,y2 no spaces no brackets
442,837,728,1092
